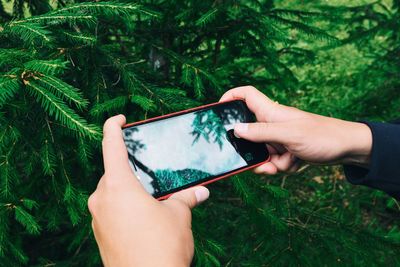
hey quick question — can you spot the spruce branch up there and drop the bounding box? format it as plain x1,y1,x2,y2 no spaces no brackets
153,45,221,97
0,156,16,198
0,209,10,258
33,75,89,110
5,23,53,45
131,95,156,111
20,199,39,210
63,31,96,46
24,80,101,139
23,59,68,76
14,206,41,235
52,2,161,19
270,9,334,21
194,69,205,99
195,8,218,27
40,139,56,176
8,241,28,264
0,78,20,104
77,137,93,167
90,95,128,117
8,14,94,26
0,49,32,68
267,15,340,44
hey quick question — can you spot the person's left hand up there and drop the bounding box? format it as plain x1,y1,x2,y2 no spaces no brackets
88,115,210,267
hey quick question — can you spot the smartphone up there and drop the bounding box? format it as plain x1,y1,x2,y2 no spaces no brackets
122,100,270,199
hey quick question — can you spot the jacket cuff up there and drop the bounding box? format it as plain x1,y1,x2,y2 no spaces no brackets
343,121,400,199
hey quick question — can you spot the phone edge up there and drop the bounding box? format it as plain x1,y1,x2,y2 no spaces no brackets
156,156,270,200
122,98,243,129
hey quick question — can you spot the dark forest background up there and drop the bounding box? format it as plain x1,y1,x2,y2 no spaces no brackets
0,0,399,266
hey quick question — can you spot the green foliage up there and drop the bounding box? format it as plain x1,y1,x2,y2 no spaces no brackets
156,169,210,193
0,0,399,266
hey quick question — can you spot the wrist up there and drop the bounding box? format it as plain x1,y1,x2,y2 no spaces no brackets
341,121,372,168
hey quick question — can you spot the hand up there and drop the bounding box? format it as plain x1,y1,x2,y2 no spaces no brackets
88,115,209,267
220,86,373,174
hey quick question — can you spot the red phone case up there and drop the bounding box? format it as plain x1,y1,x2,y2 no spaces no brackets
123,99,270,200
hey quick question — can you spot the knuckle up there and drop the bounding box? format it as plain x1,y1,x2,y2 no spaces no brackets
245,85,257,91
256,123,269,135
87,193,98,214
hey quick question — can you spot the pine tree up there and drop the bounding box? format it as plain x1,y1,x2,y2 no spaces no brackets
0,0,399,266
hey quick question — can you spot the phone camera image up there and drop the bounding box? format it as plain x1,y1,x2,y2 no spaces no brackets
123,100,269,198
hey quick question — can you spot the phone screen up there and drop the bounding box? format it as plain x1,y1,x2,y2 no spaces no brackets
122,100,269,198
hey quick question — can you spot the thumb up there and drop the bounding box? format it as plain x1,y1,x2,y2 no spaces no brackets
234,122,292,144
169,186,210,209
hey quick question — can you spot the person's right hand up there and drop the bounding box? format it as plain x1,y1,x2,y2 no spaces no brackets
220,86,373,174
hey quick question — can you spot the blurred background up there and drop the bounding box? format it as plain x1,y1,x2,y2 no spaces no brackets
0,0,399,266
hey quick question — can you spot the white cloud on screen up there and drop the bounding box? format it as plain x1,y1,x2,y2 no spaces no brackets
131,112,246,176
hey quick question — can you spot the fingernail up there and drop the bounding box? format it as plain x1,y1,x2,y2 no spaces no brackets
195,187,210,203
234,123,248,136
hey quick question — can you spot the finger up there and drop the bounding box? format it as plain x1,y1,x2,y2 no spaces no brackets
288,161,301,173
266,144,278,154
220,86,276,121
234,122,292,144
270,152,296,172
268,142,287,154
169,186,209,209
253,162,278,175
287,156,303,173
102,115,131,173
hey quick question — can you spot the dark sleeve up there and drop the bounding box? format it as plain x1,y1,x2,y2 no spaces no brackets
343,121,400,199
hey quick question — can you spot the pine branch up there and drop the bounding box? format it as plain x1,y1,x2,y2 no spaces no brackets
63,31,96,46
5,23,53,45
77,137,93,167
130,95,156,111
195,8,218,27
153,45,221,97
64,183,87,225
14,205,41,235
0,78,20,104
0,209,10,257
52,2,161,19
89,95,128,117
8,241,28,264
0,49,32,68
0,157,16,198
270,8,333,21
25,80,101,139
33,75,89,110
0,128,19,197
8,14,94,26
153,88,199,111
20,199,39,210
267,15,340,44
194,70,204,99
23,59,68,76
40,139,56,176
